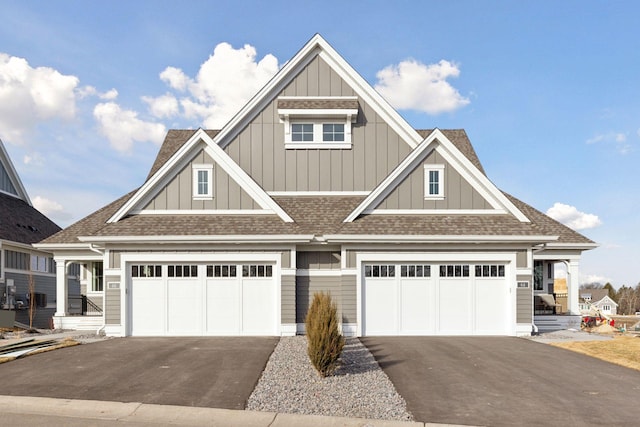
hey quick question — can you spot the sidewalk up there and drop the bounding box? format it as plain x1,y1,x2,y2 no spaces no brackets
0,395,462,427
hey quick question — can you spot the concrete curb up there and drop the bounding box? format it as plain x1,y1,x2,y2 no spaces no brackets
0,395,462,426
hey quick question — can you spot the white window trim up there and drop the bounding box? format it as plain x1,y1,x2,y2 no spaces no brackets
283,118,353,149
192,164,214,200
424,164,445,200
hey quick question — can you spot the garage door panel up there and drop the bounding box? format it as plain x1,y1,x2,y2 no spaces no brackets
131,279,165,336
400,279,434,334
364,278,397,335
167,279,202,335
206,278,240,335
242,278,275,335
476,279,509,335
438,279,472,335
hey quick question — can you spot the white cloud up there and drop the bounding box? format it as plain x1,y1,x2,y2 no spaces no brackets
374,59,470,114
160,66,189,92
77,86,118,100
94,102,166,153
142,93,179,118
23,152,44,166
586,131,631,154
0,53,79,144
32,195,73,222
153,42,279,128
580,274,613,286
546,202,602,230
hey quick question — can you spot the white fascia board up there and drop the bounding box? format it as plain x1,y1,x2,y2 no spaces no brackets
277,108,359,117
544,242,599,250
432,130,530,222
200,140,293,222
324,234,558,243
344,129,530,223
107,129,208,223
77,234,315,244
365,209,507,215
344,131,441,222
107,129,293,223
33,243,96,251
0,138,31,205
215,34,422,152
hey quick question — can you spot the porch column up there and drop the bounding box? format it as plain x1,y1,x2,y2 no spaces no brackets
566,259,580,315
54,258,68,316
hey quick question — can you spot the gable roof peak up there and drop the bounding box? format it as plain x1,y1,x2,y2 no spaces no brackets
0,138,31,205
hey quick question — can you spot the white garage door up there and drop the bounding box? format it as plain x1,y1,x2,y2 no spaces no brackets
363,263,509,336
130,263,276,336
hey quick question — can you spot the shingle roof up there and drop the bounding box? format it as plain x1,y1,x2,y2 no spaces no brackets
277,98,359,110
39,129,594,247
0,192,61,245
417,129,486,175
146,130,220,180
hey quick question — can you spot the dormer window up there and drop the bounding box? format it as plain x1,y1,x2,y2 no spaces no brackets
278,96,358,149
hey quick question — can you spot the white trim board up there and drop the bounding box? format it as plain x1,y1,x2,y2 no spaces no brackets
107,129,293,223
343,129,530,223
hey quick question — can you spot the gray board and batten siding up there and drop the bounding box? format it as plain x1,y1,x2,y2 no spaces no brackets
223,55,412,192
143,145,259,211
0,162,17,196
375,149,492,210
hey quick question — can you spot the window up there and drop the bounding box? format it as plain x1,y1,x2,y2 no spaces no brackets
439,264,470,277
207,264,237,277
242,264,273,277
424,165,445,199
322,123,344,141
30,255,52,273
168,265,198,278
364,264,396,278
602,304,611,311
131,265,162,278
292,123,314,141
92,262,103,292
533,261,544,291
400,264,431,277
192,164,213,199
475,264,505,278
278,96,358,149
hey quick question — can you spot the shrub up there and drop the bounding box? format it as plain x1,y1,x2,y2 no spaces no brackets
305,291,345,377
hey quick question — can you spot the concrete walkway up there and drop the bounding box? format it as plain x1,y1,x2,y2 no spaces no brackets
0,395,460,427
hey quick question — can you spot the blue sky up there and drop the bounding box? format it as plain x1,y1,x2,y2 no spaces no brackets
0,1,638,287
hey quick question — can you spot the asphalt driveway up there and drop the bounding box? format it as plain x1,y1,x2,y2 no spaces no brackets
361,337,640,426
0,337,278,409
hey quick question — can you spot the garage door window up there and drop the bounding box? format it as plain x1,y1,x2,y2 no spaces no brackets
364,264,396,277
131,265,162,278
475,264,505,277
168,265,198,277
242,264,273,277
439,264,470,277
400,264,431,277
207,264,237,277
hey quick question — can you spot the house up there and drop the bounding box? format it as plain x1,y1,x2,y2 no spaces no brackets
579,289,618,315
0,138,80,328
35,35,596,337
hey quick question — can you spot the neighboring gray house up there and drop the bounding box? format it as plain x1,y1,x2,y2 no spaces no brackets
36,35,596,337
0,138,80,328
579,289,618,315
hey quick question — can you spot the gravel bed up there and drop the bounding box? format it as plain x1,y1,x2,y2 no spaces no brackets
246,336,413,421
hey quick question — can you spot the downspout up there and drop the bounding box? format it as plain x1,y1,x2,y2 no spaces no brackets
88,244,107,335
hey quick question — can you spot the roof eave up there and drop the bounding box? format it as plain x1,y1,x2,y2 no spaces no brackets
323,234,559,244
76,235,316,244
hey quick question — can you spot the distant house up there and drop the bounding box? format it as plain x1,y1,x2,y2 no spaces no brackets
36,35,596,337
579,289,618,315
0,138,80,328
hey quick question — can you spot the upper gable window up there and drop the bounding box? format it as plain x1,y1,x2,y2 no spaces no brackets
192,164,213,200
277,96,358,149
424,164,445,200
